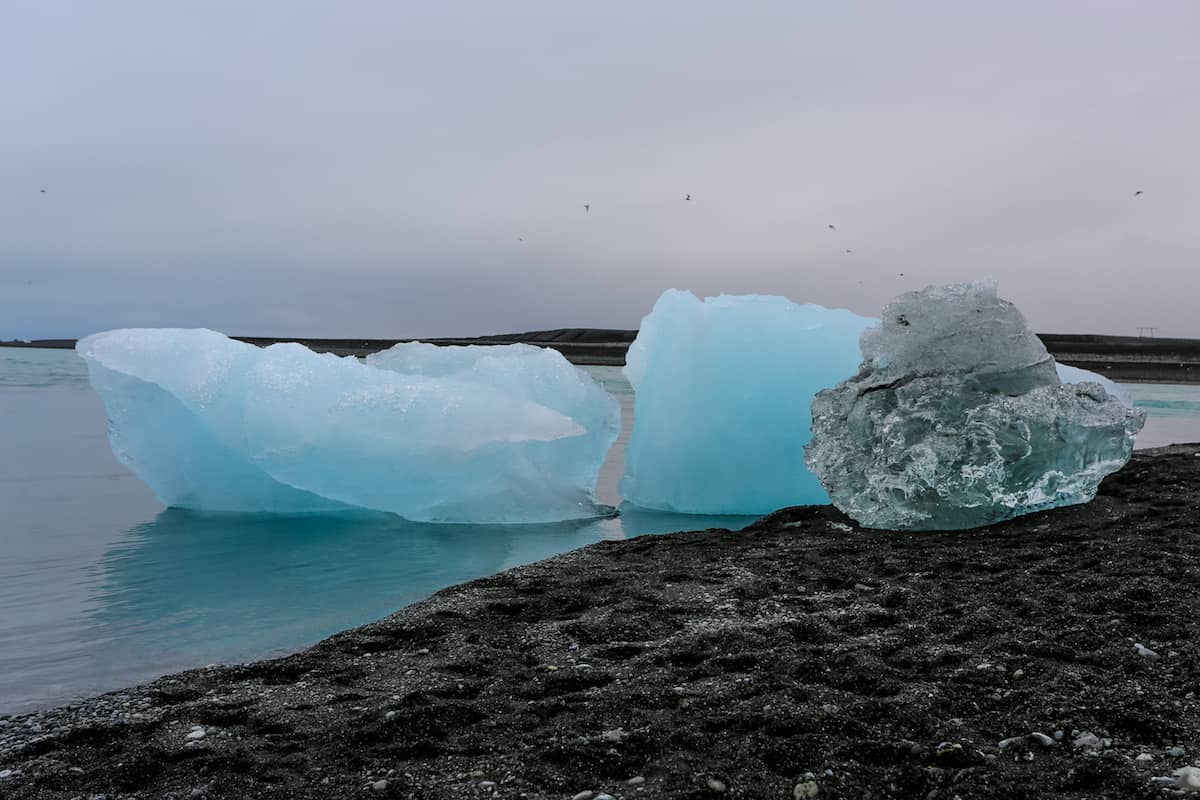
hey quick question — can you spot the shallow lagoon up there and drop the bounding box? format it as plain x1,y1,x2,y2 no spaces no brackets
1,346,1197,713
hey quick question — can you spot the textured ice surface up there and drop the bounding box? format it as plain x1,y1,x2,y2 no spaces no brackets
1056,362,1132,406
805,283,1146,530
78,330,619,522
620,289,876,514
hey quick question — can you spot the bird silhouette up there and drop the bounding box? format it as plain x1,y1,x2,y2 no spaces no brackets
828,224,837,232
39,189,45,193
1134,190,1143,197
518,236,526,243
845,249,853,254
584,204,590,213
685,194,691,201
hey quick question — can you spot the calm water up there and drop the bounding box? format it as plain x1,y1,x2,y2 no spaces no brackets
0,347,754,714
1,347,1198,714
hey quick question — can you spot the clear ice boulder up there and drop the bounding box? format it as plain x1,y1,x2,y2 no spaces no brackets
804,283,1146,530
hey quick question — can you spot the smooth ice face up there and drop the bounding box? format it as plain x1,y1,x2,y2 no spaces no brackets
78,330,620,523
805,283,1146,531
620,289,876,515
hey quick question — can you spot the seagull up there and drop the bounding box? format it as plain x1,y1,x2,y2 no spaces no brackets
828,224,837,232
1134,190,1143,197
518,236,526,243
845,249,853,254
39,189,45,193
685,194,692,201
584,204,590,213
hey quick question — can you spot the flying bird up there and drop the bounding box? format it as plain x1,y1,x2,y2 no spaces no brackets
584,204,590,213
39,189,45,193
685,194,691,201
827,224,837,232
1134,190,1143,197
845,249,853,254
518,236,526,243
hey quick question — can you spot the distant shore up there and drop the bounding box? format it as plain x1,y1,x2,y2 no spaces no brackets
4,329,1200,383
1,444,1197,798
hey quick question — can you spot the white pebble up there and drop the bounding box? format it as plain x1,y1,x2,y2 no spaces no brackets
1169,746,1186,757
479,780,496,789
1073,731,1101,749
1176,767,1200,789
821,704,840,715
707,777,727,792
384,711,398,721
793,780,820,799
998,736,1023,750
1134,643,1160,661
595,795,615,800
369,779,388,791
1030,732,1055,747
0,770,12,779
571,792,595,800
626,776,645,785
600,728,627,743
185,728,206,741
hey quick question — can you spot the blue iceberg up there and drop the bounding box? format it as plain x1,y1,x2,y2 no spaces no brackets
78,330,619,523
620,290,877,515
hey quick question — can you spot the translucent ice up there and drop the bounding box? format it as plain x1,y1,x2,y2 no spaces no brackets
620,289,876,514
77,330,619,522
805,283,1146,530
1055,362,1132,406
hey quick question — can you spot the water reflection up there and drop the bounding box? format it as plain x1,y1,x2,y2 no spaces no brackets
65,506,756,710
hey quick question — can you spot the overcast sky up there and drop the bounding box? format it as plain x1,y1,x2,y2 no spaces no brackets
3,0,1198,340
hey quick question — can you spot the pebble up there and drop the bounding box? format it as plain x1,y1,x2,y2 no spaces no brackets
479,780,496,789
1171,767,1200,786
1169,747,1187,757
626,776,645,785
369,779,388,791
1134,643,1160,661
1136,752,1154,762
185,728,206,741
820,704,840,715
600,728,627,743
0,769,13,779
571,791,595,800
793,780,820,799
707,777,727,793
384,711,398,721
998,736,1024,750
417,648,429,655
1177,767,1200,790
1011,669,1025,679
594,795,615,800
1030,732,1055,747
1073,731,1102,749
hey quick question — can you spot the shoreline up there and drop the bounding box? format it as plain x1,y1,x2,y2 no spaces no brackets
2,444,1198,798
4,329,1200,383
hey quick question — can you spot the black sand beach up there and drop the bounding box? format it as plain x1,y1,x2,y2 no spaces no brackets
1,445,1198,799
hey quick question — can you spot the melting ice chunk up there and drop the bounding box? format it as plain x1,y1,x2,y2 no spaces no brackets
620,289,876,514
805,282,1146,530
78,330,619,523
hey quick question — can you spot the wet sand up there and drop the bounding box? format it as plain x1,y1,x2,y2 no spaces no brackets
1,445,1198,799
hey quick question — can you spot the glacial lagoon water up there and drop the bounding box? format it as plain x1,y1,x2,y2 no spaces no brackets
1,345,1198,714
